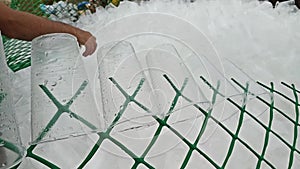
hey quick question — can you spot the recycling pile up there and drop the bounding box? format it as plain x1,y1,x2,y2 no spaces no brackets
39,0,120,22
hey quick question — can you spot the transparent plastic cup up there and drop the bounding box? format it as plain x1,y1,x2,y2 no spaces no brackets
31,33,102,144
96,41,208,166
0,33,25,169
97,41,148,128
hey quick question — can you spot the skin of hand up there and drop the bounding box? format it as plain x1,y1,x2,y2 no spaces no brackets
76,30,97,57
82,35,97,57
0,2,97,56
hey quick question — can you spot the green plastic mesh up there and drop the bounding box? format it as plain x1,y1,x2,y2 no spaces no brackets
4,39,31,72
7,73,300,169
2,1,300,169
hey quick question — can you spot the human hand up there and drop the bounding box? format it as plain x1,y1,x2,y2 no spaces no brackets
75,30,97,57
82,35,97,57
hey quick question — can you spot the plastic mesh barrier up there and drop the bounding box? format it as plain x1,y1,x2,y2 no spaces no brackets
8,72,300,169
2,1,300,169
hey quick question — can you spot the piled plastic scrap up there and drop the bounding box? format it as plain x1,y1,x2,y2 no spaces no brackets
40,1,79,22
39,0,120,22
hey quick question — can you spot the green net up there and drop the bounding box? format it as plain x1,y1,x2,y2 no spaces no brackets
4,39,31,72
2,1,300,169
8,73,300,169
